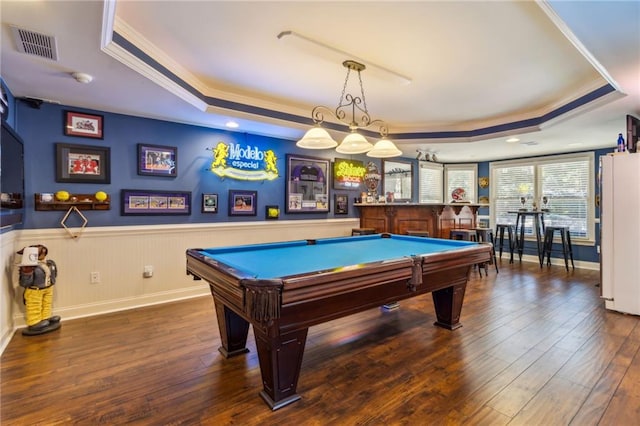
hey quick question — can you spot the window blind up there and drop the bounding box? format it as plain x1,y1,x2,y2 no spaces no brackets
418,162,443,203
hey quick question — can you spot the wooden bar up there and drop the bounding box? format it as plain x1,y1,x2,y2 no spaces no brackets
355,203,487,238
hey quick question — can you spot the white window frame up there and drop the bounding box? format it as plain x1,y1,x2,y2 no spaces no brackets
444,163,478,203
489,152,595,244
418,162,444,203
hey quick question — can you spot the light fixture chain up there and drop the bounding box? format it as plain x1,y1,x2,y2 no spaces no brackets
357,69,369,115
339,67,351,107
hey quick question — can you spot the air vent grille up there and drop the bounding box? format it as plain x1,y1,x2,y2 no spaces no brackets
11,26,58,61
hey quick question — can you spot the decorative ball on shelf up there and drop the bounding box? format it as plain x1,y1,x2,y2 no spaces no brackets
55,190,70,201
95,191,107,202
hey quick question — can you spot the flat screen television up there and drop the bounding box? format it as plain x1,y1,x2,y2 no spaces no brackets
1,120,25,227
627,114,639,153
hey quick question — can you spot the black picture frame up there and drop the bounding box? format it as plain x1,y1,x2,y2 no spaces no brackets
334,194,348,215
285,154,330,213
55,143,111,184
137,143,177,177
64,110,104,139
229,190,257,216
121,189,191,216
202,193,218,213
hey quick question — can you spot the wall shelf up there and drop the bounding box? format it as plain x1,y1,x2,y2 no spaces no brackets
34,193,111,211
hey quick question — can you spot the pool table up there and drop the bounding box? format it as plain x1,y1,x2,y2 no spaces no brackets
186,233,491,410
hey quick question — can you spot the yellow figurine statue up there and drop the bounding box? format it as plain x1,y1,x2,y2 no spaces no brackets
13,245,61,335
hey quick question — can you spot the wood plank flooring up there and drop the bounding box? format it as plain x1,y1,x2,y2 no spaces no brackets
2,260,639,425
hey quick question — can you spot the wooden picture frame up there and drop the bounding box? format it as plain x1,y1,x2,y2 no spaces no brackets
55,143,111,184
137,143,177,177
285,154,330,213
334,194,348,215
120,189,191,216
202,193,218,213
64,110,103,139
229,190,257,216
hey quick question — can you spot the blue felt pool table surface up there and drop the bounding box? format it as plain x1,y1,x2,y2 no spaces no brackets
199,234,478,279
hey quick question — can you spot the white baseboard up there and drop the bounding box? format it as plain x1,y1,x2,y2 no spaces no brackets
11,285,210,328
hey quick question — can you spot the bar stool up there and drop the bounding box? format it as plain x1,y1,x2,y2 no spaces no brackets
495,224,515,264
351,228,376,236
541,226,575,270
406,230,430,237
475,228,498,273
449,229,487,276
449,229,477,241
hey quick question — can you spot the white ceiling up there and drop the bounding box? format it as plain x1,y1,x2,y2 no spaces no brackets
1,1,638,163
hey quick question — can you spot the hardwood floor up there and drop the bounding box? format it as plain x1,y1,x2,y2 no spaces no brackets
2,260,639,425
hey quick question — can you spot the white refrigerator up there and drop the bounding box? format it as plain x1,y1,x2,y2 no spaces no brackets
601,153,640,315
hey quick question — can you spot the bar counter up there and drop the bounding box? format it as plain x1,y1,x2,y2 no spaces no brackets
355,202,489,238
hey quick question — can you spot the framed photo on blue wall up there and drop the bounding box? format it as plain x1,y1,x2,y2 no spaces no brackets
55,143,110,184
229,190,257,216
121,189,191,216
202,193,218,213
285,154,330,213
64,110,104,139
137,143,177,177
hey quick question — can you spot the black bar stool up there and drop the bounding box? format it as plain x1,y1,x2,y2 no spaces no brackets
541,226,575,270
495,224,515,263
475,228,498,274
406,230,430,237
351,228,376,236
450,229,487,276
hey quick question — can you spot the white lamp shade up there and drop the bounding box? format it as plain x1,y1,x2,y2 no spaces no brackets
366,137,403,158
336,132,374,154
296,127,338,149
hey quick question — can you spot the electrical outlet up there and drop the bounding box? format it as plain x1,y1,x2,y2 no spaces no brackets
143,265,153,278
597,245,600,254
90,271,100,284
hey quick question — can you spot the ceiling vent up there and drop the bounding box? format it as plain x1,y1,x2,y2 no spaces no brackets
10,26,58,61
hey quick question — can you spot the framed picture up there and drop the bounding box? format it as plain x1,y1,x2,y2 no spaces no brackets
229,190,257,216
121,189,191,216
137,143,177,177
334,194,348,215
64,110,103,139
55,143,111,184
285,154,330,213
202,193,218,213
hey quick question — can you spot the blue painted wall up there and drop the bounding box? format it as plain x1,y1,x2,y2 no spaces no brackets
14,101,374,229
9,94,613,264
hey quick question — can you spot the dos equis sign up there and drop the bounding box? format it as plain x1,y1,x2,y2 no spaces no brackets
209,141,279,181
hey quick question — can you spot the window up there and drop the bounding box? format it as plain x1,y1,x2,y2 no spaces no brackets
490,152,594,242
418,162,443,203
444,164,477,203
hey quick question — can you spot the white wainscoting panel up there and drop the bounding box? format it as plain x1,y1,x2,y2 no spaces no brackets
6,219,358,334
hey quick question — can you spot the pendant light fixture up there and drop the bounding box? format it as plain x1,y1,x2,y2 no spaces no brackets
296,60,402,158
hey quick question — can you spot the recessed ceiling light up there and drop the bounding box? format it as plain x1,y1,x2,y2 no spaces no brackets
506,137,520,143
225,121,239,129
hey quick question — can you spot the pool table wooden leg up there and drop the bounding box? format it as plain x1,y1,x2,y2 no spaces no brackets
253,327,309,411
213,298,250,358
431,283,467,330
